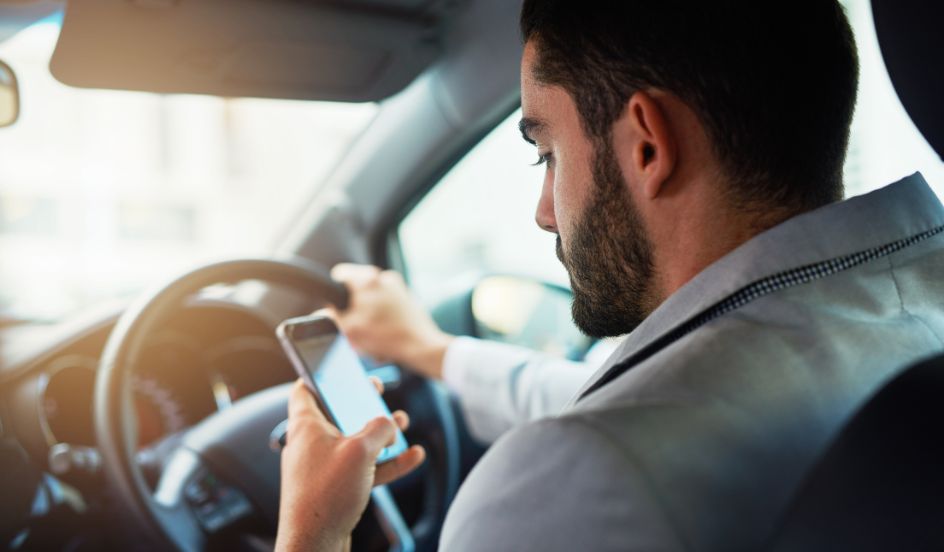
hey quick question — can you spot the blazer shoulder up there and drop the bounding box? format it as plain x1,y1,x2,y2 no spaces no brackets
440,416,688,552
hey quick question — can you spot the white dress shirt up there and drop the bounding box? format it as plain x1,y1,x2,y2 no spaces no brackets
441,337,615,443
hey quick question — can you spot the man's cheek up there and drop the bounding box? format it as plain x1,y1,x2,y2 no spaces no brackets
553,162,590,230
551,185,574,241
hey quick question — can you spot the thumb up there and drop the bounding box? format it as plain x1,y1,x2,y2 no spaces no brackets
352,416,397,458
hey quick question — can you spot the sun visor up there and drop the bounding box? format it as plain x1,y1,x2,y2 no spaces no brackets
49,0,448,102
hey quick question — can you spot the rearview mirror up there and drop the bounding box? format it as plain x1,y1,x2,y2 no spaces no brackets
0,60,19,127
471,275,593,360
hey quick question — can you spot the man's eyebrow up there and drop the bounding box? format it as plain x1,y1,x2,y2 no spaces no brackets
518,117,545,146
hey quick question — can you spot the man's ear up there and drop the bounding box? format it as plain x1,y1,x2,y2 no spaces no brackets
614,90,677,199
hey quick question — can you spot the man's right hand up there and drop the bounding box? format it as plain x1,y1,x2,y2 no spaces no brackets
329,263,454,380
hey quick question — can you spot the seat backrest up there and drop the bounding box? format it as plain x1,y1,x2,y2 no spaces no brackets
871,0,944,159
766,2,944,548
768,353,944,551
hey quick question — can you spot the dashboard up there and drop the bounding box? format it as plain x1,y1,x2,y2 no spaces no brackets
37,331,293,451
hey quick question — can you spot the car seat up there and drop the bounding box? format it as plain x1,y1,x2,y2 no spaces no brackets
767,1,944,549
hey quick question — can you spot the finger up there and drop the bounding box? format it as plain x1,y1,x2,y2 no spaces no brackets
369,376,384,395
378,269,407,287
392,410,410,432
353,416,398,455
367,354,394,365
330,262,358,281
310,307,337,323
375,445,426,486
331,263,381,286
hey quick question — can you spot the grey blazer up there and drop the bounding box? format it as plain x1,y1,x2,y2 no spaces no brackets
440,173,944,551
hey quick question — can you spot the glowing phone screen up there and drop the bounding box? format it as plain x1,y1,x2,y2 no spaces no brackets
282,319,407,463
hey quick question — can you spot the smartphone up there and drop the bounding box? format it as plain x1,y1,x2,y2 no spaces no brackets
276,314,409,464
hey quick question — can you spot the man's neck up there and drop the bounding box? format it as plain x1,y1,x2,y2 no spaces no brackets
649,196,799,306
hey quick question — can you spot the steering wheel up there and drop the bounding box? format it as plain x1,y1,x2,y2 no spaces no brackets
94,258,461,551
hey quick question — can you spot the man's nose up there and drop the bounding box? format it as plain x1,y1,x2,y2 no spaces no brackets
535,177,557,234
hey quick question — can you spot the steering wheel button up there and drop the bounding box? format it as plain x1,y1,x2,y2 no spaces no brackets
185,481,211,505
196,501,216,515
225,494,252,520
199,510,229,533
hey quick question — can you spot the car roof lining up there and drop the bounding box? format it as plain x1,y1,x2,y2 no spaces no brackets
0,2,61,44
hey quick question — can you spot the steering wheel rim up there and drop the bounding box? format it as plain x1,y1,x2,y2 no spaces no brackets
94,258,460,551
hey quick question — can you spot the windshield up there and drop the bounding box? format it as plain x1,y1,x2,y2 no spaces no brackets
0,19,377,323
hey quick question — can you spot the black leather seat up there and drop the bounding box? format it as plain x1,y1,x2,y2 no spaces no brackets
768,353,944,550
869,0,944,161
767,1,944,549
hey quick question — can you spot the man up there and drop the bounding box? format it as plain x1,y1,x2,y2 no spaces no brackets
277,1,944,550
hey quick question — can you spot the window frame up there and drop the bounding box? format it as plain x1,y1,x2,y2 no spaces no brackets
373,102,522,282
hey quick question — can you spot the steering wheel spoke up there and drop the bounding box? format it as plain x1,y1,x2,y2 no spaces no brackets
151,449,208,551
155,447,256,539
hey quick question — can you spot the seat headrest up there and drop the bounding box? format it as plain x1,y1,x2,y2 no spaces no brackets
872,0,944,160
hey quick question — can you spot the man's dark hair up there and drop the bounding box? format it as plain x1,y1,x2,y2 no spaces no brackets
521,1,859,213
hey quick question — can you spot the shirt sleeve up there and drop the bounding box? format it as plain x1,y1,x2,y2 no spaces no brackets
440,336,601,444
439,417,684,551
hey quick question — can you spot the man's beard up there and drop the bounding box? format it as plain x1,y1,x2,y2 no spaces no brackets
556,139,657,338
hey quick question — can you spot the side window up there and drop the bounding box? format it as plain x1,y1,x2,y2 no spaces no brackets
398,109,568,305
841,0,944,198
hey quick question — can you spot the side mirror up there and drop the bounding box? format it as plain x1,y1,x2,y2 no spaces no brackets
0,60,19,127
471,275,593,360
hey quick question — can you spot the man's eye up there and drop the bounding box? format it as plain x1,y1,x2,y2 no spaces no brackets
532,152,553,167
